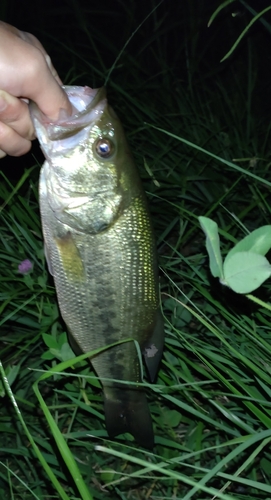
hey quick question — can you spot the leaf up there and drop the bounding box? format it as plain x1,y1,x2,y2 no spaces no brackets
22,274,34,290
157,409,182,428
199,216,223,278
222,252,271,293
220,6,271,62
60,343,76,362
37,275,47,289
224,226,271,268
0,364,20,397
42,333,59,350
208,0,236,28
41,351,55,360
59,331,68,347
6,365,20,387
0,381,4,398
50,348,64,361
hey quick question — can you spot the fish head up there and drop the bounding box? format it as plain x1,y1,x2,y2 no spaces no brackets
30,86,137,232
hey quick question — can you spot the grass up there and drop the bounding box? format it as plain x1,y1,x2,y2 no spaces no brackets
1,0,271,498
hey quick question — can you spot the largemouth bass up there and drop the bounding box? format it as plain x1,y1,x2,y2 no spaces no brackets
30,86,164,448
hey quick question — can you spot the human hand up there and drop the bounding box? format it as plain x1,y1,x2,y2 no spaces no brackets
0,21,72,158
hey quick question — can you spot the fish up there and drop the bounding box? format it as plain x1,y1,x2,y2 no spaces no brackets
30,86,164,449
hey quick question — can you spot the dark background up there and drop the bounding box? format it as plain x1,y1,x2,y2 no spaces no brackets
1,0,271,179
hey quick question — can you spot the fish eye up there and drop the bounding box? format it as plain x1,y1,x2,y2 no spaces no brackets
94,138,114,158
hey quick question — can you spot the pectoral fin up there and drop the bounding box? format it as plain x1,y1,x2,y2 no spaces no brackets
55,231,84,281
104,387,154,449
143,309,164,383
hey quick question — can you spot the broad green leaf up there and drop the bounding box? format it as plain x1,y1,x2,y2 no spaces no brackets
50,348,64,361
166,409,182,428
223,251,271,293
59,331,68,346
60,343,76,362
225,226,271,268
156,409,182,429
42,333,59,350
199,216,223,278
41,351,55,360
22,274,34,290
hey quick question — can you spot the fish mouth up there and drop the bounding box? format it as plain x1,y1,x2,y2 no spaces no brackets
30,86,107,149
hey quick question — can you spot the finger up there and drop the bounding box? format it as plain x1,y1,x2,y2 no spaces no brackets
19,30,63,85
0,149,6,159
44,54,63,85
27,64,72,120
0,23,63,85
0,22,71,120
20,48,72,119
0,120,31,156
0,89,35,140
17,30,70,117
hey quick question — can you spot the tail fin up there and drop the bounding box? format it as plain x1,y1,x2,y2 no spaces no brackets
103,387,154,449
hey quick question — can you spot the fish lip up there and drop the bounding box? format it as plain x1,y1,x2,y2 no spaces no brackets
30,86,107,142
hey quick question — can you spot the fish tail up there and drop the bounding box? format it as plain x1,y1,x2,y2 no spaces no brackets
103,387,154,449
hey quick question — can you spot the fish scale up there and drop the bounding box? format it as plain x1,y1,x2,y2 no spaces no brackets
31,86,164,448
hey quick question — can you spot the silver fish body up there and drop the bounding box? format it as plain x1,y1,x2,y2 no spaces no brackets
31,86,164,448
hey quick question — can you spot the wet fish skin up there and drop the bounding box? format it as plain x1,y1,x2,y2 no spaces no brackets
30,86,164,448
